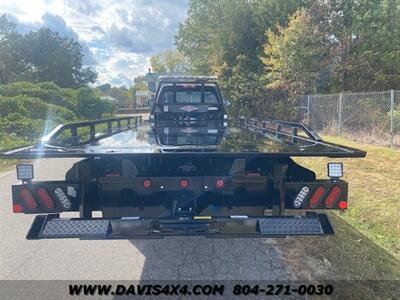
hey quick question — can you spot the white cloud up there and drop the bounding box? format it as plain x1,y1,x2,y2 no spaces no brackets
0,0,188,87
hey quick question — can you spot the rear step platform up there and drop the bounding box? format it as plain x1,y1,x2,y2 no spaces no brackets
257,217,324,235
26,213,334,240
40,219,110,239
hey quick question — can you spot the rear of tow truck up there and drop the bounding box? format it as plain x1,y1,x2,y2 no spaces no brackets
6,116,365,240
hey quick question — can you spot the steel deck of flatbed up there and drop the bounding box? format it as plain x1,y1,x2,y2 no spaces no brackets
1,117,366,158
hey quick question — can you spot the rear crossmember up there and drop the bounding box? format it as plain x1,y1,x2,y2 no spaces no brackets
27,213,334,240
12,159,347,239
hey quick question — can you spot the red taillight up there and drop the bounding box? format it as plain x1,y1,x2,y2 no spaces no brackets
309,186,326,208
179,179,189,188
37,188,55,210
20,188,37,210
216,179,224,188
338,201,347,209
325,186,342,208
143,179,152,188
13,203,23,213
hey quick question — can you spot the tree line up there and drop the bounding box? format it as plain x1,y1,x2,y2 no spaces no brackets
0,14,97,88
166,0,400,119
0,15,119,150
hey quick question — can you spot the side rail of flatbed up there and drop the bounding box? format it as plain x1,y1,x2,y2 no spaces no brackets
237,116,321,141
3,116,143,156
41,115,143,146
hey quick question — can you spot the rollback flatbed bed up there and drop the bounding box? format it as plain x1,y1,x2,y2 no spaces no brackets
1,115,365,240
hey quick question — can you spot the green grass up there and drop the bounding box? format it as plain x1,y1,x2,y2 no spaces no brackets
275,213,400,298
294,136,400,259
0,135,33,172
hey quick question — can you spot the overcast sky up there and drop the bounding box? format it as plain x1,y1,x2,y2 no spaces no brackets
0,0,188,87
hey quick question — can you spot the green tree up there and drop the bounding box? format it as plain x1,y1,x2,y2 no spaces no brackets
98,83,111,93
0,14,97,87
328,0,400,91
176,0,302,75
108,86,131,108
21,28,97,88
262,0,400,94
0,15,26,84
262,8,329,96
176,0,303,115
150,50,188,74
176,0,225,74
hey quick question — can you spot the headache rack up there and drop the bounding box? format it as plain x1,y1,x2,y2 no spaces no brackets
158,75,218,83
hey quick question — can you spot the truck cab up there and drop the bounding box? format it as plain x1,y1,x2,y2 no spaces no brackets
150,76,227,128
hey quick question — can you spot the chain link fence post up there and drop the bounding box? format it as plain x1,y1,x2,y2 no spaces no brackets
390,89,394,148
338,93,342,136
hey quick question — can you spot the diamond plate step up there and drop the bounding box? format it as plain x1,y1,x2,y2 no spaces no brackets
39,219,110,239
257,217,323,235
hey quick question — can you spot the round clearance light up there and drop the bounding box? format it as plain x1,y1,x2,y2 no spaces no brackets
338,200,348,210
216,179,224,189
13,203,23,213
143,179,152,188
179,179,189,189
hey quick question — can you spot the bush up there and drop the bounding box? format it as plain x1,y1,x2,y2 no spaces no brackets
0,95,76,121
0,113,45,139
75,87,116,119
0,81,77,111
0,133,32,151
0,81,115,150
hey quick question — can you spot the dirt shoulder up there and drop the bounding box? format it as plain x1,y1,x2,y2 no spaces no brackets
274,213,399,299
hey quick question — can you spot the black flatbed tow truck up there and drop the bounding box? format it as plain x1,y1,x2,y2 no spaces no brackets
1,77,366,240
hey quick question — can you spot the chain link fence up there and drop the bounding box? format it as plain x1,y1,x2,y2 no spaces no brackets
300,90,400,148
